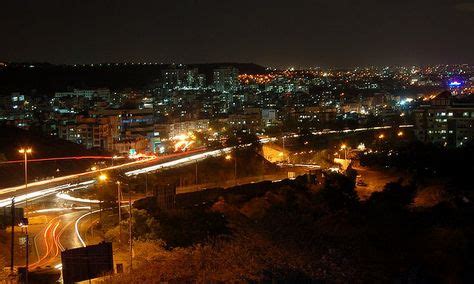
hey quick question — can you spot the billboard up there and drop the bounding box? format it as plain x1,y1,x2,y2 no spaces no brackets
61,242,114,284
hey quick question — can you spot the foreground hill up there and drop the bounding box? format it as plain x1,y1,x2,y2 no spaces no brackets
103,172,474,283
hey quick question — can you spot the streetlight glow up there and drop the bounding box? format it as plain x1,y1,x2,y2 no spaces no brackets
19,148,32,154
99,174,108,182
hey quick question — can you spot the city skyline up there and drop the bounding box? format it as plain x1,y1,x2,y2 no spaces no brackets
1,1,474,67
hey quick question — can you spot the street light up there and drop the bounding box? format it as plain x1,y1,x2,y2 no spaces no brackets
99,173,108,182
340,144,348,160
98,173,108,225
18,147,32,283
116,181,122,243
378,134,385,139
397,131,404,137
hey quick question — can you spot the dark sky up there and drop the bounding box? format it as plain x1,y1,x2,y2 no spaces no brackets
1,0,474,68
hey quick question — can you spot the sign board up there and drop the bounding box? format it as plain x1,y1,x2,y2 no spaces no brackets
61,242,113,284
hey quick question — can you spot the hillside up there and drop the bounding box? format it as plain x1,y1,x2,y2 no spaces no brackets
0,126,108,187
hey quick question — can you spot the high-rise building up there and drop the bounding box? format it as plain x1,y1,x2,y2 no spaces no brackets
161,67,204,90
213,67,239,93
415,91,474,147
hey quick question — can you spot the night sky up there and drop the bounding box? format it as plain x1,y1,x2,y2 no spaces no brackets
1,0,474,68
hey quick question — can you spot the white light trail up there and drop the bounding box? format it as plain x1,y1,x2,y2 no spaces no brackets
75,209,101,247
29,206,92,214
0,156,155,195
0,180,95,208
125,147,234,176
56,193,101,204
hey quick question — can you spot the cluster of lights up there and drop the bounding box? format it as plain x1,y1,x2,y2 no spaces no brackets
238,74,275,85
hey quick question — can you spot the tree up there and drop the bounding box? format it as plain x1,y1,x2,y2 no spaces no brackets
367,180,416,210
318,173,359,211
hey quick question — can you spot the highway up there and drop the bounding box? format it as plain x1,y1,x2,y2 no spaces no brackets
0,148,210,208
0,148,218,274
29,210,89,270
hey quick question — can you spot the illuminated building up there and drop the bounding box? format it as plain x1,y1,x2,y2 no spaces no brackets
415,91,474,147
153,119,210,140
161,67,205,91
213,67,239,93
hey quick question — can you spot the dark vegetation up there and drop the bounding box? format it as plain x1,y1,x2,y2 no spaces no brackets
118,161,474,282
361,140,474,201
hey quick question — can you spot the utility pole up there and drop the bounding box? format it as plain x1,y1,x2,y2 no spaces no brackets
117,182,122,243
19,148,31,284
10,197,15,273
282,135,289,164
195,161,198,185
129,191,133,272
25,158,29,284
99,200,102,225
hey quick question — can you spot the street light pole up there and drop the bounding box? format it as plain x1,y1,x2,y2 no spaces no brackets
129,191,133,272
19,148,31,283
117,181,122,243
340,144,348,160
282,135,289,163
10,197,15,273
98,173,108,226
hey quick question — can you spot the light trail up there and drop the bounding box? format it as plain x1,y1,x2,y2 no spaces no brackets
311,125,413,136
56,193,100,204
30,217,59,269
75,209,101,247
29,206,92,214
0,155,122,165
0,180,95,208
126,147,234,176
0,148,206,196
0,157,155,195
278,163,321,168
125,137,277,176
281,124,415,139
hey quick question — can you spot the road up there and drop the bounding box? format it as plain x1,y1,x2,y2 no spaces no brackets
0,148,211,208
0,148,216,276
28,210,88,270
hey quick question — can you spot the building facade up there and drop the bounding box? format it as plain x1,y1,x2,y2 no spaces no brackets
415,91,474,147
